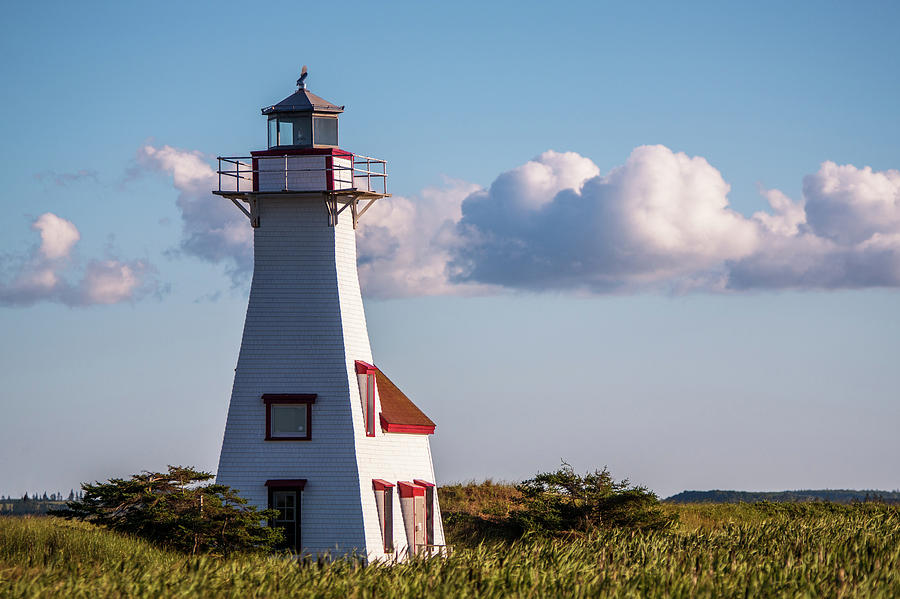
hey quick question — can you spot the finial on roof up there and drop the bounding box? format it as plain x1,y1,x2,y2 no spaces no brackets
297,65,308,90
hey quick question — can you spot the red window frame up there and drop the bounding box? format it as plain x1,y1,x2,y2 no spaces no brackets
413,479,436,546
372,479,395,552
262,394,316,441
355,361,377,437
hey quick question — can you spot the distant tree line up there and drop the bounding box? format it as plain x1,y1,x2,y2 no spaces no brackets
0,490,83,515
1,490,82,502
665,489,900,504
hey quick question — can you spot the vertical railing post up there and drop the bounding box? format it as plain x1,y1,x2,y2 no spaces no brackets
284,155,288,191
218,159,221,192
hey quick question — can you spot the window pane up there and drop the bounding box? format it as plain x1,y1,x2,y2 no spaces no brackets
278,120,293,146
293,117,312,145
273,492,296,522
313,117,338,146
275,493,294,508
272,405,307,436
278,506,295,521
268,119,277,148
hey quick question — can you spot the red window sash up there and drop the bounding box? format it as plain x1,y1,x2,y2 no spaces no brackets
366,372,376,437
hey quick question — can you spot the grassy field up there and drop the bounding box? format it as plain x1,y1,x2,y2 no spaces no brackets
1,495,899,598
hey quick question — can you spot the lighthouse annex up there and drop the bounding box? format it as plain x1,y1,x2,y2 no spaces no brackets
214,68,445,561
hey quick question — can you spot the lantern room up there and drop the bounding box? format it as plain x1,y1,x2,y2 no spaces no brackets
262,66,343,149
214,67,390,229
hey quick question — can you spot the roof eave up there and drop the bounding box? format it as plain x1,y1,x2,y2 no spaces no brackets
261,106,344,115
379,414,436,435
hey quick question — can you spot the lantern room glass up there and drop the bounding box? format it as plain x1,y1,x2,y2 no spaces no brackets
267,116,313,148
313,117,338,146
268,119,277,148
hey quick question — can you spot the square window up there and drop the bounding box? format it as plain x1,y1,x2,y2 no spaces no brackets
271,405,307,437
262,394,316,441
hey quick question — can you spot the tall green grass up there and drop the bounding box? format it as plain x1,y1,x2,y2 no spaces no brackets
2,503,899,598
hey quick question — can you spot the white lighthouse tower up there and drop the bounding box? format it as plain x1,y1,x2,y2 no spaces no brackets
213,68,444,561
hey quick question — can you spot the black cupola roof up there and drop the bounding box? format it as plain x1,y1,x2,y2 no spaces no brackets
261,66,344,115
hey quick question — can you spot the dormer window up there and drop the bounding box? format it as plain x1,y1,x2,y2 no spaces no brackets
355,361,436,436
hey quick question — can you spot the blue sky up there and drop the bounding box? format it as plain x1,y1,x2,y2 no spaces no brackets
1,1,898,498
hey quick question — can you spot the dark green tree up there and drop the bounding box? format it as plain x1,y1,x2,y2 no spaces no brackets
52,466,283,556
514,462,676,535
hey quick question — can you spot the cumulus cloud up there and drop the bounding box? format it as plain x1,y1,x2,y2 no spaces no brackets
729,162,900,289
450,147,759,291
138,145,252,283
803,161,900,245
359,146,900,295
0,213,157,307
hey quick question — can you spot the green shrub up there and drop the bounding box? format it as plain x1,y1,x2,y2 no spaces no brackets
513,463,676,534
51,465,282,556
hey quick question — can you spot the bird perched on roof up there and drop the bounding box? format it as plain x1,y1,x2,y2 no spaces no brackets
297,65,308,90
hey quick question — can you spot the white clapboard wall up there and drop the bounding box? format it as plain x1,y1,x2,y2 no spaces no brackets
216,196,443,561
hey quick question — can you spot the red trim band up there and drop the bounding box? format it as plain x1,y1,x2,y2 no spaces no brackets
251,147,353,158
413,479,435,488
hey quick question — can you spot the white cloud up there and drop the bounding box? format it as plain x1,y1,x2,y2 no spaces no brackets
33,212,81,260
138,145,252,282
803,161,900,245
78,260,143,305
362,147,900,295
487,150,600,211
450,145,759,292
752,188,806,236
728,162,900,290
0,213,156,307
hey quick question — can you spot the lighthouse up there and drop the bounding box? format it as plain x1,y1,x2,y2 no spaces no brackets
213,68,445,561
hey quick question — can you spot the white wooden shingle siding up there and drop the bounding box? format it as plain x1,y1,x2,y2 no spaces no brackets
216,195,443,561
333,157,353,190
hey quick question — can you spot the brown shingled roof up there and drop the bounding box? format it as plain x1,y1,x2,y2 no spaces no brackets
375,369,435,433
